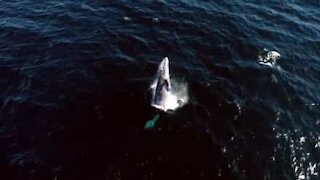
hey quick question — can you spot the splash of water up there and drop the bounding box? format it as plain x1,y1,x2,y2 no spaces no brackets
150,77,189,112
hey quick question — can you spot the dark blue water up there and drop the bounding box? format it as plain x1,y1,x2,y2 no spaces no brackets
1,0,320,179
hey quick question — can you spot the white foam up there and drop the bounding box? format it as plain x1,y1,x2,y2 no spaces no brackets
150,77,188,112
258,61,274,67
275,131,319,179
258,49,280,67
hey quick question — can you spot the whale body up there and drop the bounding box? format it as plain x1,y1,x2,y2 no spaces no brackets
151,57,171,111
258,49,281,66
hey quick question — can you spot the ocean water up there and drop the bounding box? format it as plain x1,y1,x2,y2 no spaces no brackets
0,0,320,179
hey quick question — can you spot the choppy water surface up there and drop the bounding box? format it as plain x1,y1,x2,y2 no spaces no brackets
1,0,320,179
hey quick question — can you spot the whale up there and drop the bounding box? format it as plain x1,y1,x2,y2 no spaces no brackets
258,49,280,66
151,57,172,111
